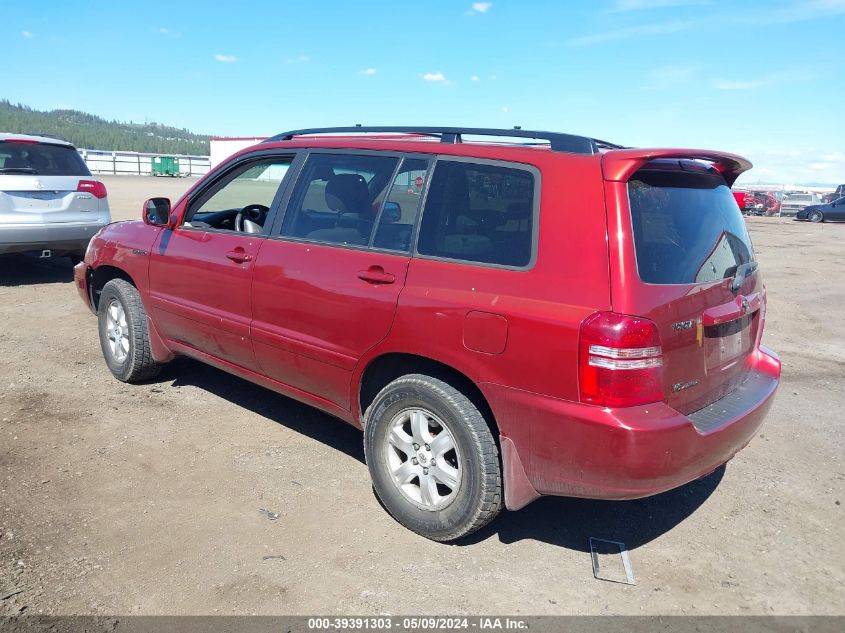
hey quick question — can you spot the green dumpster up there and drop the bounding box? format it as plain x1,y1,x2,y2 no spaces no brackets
151,156,180,177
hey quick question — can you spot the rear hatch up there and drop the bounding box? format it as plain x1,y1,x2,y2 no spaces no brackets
606,154,762,415
0,140,103,224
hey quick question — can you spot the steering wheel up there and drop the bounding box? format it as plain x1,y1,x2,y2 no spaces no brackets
235,204,269,232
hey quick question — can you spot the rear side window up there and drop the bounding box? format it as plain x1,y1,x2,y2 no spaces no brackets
0,141,91,176
280,153,399,246
628,170,755,284
417,160,534,267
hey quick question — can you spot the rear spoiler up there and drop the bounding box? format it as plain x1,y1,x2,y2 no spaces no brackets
601,148,752,187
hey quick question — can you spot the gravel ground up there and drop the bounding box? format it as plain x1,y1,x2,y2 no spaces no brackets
0,176,842,616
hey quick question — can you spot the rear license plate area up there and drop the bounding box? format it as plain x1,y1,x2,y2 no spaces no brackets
704,314,754,370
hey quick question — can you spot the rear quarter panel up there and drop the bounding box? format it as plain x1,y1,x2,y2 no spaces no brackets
354,153,611,417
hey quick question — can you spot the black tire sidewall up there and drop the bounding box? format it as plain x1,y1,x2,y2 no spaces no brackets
365,378,492,541
97,282,137,381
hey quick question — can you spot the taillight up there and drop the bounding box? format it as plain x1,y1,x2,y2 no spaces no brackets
578,311,664,407
77,180,107,199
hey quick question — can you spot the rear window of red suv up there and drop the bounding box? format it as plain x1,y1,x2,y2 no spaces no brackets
628,169,755,285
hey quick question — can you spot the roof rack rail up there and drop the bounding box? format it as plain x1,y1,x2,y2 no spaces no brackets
264,126,611,155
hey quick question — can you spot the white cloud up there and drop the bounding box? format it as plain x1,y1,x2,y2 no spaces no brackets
501,106,509,113
644,64,697,89
422,71,447,82
466,2,493,15
609,0,708,11
767,0,845,23
297,55,311,62
360,68,377,76
214,54,238,63
21,30,33,39
735,148,845,186
568,20,692,45
158,27,169,34
712,69,814,91
712,78,764,90
471,75,480,82
809,162,832,171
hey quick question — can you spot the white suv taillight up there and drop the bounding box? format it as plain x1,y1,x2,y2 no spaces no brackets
77,180,107,199
579,311,664,407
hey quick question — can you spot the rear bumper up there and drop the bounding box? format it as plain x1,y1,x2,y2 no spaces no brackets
485,345,781,510
0,222,104,255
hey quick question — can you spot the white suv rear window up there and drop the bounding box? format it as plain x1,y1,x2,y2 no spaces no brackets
0,141,91,176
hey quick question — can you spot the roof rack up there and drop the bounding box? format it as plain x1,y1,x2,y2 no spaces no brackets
264,126,622,155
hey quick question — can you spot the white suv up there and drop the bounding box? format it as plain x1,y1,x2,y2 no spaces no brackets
0,133,111,262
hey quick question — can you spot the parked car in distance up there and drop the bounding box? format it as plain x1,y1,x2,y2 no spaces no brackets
734,190,780,216
732,190,750,210
823,185,845,204
796,196,845,222
779,192,822,216
73,126,781,541
1,133,110,262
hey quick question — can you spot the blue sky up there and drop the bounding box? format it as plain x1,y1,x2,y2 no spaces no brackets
4,0,844,184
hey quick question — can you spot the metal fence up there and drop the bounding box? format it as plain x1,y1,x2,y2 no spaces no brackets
78,149,211,177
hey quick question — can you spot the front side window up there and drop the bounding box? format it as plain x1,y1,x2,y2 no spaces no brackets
417,160,535,267
184,158,292,233
280,153,400,246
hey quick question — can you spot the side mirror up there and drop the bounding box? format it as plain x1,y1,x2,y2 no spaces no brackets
143,197,171,226
382,201,402,223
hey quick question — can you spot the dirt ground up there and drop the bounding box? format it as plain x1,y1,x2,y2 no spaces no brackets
0,176,843,616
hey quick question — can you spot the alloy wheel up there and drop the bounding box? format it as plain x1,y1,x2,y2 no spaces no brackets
105,299,130,363
384,407,462,510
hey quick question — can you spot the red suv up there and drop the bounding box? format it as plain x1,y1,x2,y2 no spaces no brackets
74,127,780,541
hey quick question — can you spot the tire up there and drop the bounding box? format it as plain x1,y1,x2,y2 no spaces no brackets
97,279,162,382
363,374,502,542
808,210,824,223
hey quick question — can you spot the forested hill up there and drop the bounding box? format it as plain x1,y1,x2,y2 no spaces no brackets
0,100,211,155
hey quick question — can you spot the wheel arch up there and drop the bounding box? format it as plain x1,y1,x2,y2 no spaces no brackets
88,265,138,311
357,353,500,441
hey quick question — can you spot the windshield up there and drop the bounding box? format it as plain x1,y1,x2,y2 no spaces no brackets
0,141,91,176
628,169,755,285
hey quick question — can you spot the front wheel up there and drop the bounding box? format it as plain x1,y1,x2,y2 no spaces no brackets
97,279,162,382
808,210,824,223
363,374,502,542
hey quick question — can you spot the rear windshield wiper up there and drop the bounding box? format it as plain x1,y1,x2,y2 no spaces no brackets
729,261,758,291
0,167,38,174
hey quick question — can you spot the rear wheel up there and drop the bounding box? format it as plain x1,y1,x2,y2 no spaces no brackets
363,374,502,542
808,210,824,223
97,279,162,382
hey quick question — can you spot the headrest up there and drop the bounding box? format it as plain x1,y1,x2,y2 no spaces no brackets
325,173,370,214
